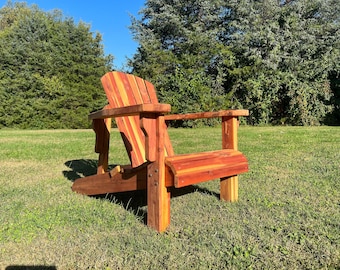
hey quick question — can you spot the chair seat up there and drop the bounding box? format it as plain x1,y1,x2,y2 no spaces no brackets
165,149,248,188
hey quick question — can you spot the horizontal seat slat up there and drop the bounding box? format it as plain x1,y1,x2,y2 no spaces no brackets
166,150,245,170
165,149,248,188
166,149,241,162
170,155,248,173
175,163,248,188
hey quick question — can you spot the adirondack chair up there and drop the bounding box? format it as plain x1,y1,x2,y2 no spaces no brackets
72,71,249,232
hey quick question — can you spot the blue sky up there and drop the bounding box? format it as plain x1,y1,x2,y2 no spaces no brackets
1,0,146,69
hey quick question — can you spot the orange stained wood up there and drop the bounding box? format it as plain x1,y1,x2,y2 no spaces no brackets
71,166,150,195
71,149,247,196
73,71,250,232
220,176,238,202
93,117,111,174
100,71,174,167
165,149,248,188
220,116,239,201
222,116,239,150
165,110,249,120
146,115,170,232
88,104,171,120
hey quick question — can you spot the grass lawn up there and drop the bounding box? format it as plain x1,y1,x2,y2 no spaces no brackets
0,126,339,269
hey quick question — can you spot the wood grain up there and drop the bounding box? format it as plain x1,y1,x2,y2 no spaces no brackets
74,71,250,232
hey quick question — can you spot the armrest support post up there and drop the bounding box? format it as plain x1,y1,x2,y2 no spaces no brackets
222,116,238,151
221,116,240,202
140,113,170,231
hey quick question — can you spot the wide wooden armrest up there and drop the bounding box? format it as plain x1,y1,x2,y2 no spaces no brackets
89,103,171,120
164,109,249,121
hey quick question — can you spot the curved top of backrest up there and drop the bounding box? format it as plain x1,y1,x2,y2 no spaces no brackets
101,71,159,108
100,71,173,167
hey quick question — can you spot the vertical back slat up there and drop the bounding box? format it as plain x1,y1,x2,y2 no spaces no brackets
117,73,147,165
145,80,159,103
118,72,137,105
135,77,153,103
100,71,174,167
101,72,146,166
128,75,144,104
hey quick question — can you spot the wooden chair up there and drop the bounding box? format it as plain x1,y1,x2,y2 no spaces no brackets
72,71,249,232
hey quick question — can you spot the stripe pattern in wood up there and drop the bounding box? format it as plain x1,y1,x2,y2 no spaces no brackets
100,71,174,167
165,149,248,188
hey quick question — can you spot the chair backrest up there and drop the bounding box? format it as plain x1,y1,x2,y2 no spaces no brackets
101,71,174,167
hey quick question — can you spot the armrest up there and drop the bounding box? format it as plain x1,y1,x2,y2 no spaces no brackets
89,103,171,120
164,109,249,121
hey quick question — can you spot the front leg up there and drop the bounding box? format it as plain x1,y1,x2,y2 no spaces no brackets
220,116,239,202
141,114,170,232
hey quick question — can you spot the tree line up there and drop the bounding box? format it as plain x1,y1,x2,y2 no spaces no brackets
0,1,112,128
129,0,340,126
0,0,339,129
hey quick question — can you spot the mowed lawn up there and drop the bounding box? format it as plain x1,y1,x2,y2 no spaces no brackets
0,126,339,269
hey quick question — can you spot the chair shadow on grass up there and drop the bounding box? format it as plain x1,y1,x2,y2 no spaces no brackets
63,159,219,225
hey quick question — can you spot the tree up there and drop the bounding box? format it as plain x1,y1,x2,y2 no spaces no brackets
129,0,235,126
226,0,340,125
0,2,113,128
130,0,339,126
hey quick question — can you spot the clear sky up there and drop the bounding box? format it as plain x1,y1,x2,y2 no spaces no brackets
0,0,146,69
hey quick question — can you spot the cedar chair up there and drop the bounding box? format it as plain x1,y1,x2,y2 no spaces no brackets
72,71,249,232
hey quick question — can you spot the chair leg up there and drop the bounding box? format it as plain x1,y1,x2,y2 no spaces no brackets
221,115,239,202
141,114,170,232
220,175,238,202
147,163,170,232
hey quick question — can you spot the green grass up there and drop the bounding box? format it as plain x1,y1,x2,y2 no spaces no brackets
0,127,339,269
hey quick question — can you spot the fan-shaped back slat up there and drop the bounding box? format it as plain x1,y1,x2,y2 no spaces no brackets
101,71,174,167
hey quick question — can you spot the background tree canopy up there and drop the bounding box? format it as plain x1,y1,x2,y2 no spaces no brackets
130,0,340,125
0,2,113,128
0,0,339,128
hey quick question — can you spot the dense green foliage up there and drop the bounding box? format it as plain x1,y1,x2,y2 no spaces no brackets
0,2,113,129
1,1,339,128
226,0,340,125
129,0,235,127
130,0,340,125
